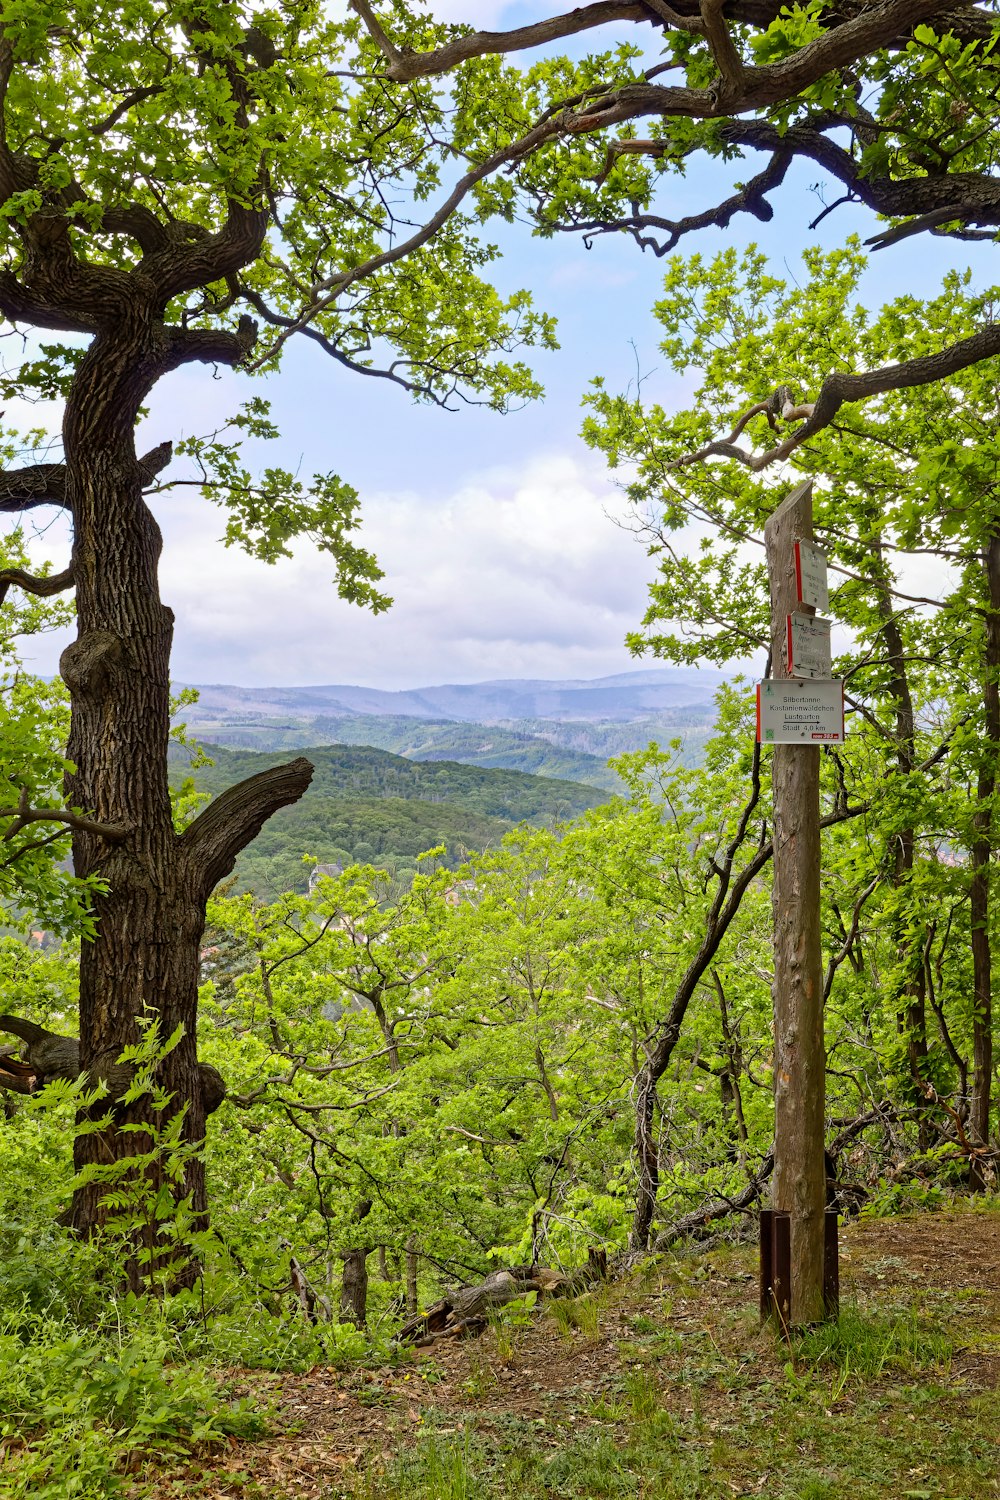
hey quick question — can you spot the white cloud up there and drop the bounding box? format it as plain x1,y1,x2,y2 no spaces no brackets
150,449,653,688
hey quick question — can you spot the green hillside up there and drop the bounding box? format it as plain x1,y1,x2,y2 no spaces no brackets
175,743,610,899
173,710,624,789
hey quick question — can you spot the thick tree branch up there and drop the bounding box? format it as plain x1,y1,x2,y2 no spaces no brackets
162,319,259,373
0,563,74,609
181,757,315,896
350,2,653,80
99,203,173,256
0,1016,226,1113
0,462,68,513
721,119,1000,235
142,202,270,305
0,271,101,336
137,440,174,485
361,0,956,105
701,0,746,87
676,322,1000,471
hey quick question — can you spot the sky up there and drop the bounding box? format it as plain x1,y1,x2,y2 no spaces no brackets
10,2,1000,690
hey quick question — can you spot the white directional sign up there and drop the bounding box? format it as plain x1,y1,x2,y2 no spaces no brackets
786,611,832,679
794,540,829,612
756,678,845,744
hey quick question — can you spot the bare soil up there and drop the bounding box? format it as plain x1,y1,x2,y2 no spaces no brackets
146,1208,1000,1500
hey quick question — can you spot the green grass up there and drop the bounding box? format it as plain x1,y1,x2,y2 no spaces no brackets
344,1292,992,1500
792,1305,953,1382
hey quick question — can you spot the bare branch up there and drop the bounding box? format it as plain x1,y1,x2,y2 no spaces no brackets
0,787,128,845
349,2,653,81
0,563,74,609
675,322,1000,472
591,145,792,245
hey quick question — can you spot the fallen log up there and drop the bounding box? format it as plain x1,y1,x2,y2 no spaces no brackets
397,1250,607,1346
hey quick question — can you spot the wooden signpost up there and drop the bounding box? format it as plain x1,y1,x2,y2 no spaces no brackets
759,479,836,1327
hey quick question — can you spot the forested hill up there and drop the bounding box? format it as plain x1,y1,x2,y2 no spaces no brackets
183,713,624,790
175,743,609,898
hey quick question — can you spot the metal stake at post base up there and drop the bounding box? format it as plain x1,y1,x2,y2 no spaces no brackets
760,1208,838,1326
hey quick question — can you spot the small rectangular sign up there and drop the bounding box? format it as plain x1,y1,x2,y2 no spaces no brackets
756,678,845,744
795,540,829,612
787,612,832,679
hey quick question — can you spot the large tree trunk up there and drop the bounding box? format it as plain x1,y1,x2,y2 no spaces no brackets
59,328,312,1285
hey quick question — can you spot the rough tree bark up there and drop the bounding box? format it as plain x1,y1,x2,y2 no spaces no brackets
765,481,827,1327
0,234,314,1284
61,374,314,1275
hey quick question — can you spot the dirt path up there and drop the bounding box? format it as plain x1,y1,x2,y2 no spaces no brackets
148,1208,1000,1499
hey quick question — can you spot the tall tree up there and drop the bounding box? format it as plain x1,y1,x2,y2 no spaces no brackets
0,2,552,1268
583,242,1000,1164
7,1,1000,1274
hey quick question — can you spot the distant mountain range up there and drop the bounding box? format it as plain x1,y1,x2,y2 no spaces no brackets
174,669,727,788
179,667,727,724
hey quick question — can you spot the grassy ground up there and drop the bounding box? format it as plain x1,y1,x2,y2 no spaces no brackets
148,1208,1000,1500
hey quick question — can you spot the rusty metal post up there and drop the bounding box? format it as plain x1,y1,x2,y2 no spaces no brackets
823,1210,840,1318
760,1209,792,1327
772,1211,792,1329
759,1209,774,1322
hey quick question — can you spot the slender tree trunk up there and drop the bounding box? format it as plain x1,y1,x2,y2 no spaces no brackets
631,1070,663,1252
406,1235,419,1315
970,531,1000,1176
714,972,748,1161
872,544,928,1143
340,1199,373,1326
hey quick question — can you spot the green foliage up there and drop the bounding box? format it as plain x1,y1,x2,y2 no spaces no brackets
171,405,391,612
0,2,559,604
173,706,628,791
0,1318,265,1499
1,676,998,1491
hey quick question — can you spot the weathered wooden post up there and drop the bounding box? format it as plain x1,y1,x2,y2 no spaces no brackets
760,479,833,1325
